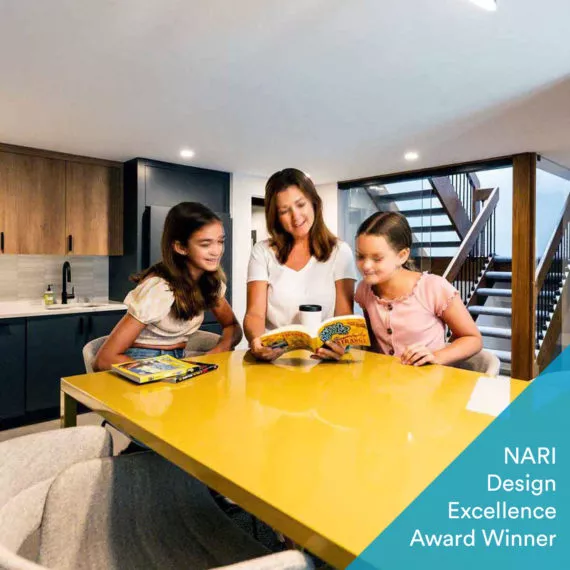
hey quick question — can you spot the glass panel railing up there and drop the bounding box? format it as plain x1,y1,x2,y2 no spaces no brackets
535,158,570,372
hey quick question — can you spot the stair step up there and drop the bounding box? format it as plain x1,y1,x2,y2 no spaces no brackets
487,349,512,364
410,225,456,233
493,256,512,264
469,306,512,317
469,305,551,318
478,325,512,339
398,207,446,218
373,189,437,203
485,271,512,281
413,241,461,248
476,288,512,297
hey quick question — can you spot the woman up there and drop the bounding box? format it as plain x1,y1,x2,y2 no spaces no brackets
244,168,357,361
94,202,241,371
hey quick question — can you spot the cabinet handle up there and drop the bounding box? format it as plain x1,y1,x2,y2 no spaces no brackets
68,235,73,252
0,232,4,253
79,317,84,335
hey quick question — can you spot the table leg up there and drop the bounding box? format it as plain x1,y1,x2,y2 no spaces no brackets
60,391,77,428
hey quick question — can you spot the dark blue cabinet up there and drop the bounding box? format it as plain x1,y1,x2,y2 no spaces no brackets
87,311,124,342
26,311,125,413
0,319,26,421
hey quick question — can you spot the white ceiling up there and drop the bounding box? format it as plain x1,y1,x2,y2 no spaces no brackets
1,0,569,183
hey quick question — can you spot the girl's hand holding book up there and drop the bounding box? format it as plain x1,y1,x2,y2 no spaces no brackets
400,343,439,366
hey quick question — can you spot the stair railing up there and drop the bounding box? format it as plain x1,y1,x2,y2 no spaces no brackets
535,194,570,364
443,187,499,304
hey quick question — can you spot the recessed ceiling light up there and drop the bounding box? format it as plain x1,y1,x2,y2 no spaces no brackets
180,149,195,159
469,0,497,11
404,151,419,162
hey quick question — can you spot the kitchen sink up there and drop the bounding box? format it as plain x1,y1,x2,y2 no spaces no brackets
45,302,108,310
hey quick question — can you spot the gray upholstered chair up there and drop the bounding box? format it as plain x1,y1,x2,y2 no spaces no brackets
184,330,221,357
82,336,108,373
0,426,113,565
0,433,312,570
453,349,501,376
83,330,221,373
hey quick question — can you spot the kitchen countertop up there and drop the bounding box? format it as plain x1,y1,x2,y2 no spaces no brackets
0,300,127,319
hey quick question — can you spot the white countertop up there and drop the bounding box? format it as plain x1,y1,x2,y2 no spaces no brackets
0,299,127,319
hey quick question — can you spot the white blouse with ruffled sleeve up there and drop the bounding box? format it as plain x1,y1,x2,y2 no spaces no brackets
124,276,226,346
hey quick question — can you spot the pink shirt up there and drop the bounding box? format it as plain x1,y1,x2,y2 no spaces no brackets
355,272,458,357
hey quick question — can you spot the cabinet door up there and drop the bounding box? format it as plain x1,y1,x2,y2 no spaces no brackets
66,162,123,255
0,319,26,420
0,152,66,254
200,322,222,335
26,315,87,412
86,311,126,342
145,164,229,213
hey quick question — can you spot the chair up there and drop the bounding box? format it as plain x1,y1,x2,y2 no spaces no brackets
0,426,113,558
83,330,221,373
185,330,221,357
453,349,501,376
82,336,108,373
0,443,313,570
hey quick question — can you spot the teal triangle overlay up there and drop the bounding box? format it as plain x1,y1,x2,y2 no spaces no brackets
348,348,570,570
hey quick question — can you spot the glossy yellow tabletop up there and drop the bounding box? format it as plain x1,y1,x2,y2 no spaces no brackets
61,350,528,568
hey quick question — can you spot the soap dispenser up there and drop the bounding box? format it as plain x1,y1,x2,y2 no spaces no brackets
43,284,55,306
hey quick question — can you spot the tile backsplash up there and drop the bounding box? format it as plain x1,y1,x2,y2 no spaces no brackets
0,256,109,302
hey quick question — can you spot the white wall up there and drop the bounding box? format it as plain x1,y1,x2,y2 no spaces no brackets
317,182,339,235
230,175,339,347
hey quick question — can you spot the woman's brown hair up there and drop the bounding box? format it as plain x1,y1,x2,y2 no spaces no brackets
132,202,225,320
265,168,337,264
356,211,415,270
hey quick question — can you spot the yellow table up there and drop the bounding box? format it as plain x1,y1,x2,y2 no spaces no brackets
60,350,528,568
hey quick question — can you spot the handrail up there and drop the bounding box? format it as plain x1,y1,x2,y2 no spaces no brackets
535,194,570,292
430,176,471,238
443,187,500,283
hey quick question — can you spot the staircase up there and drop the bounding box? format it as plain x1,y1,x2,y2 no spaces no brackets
367,174,570,375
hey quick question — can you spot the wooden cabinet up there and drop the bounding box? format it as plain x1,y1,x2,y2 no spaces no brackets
0,145,123,255
0,152,66,254
66,162,123,255
0,319,26,421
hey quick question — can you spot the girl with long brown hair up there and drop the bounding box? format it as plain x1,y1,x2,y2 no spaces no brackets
94,202,241,370
244,168,357,361
354,211,481,366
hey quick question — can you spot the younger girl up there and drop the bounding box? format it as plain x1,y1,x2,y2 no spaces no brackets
94,202,241,370
354,211,482,366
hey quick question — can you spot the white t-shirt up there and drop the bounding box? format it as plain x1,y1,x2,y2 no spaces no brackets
247,240,357,331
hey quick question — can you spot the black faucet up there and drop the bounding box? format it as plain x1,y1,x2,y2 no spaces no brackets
62,261,75,304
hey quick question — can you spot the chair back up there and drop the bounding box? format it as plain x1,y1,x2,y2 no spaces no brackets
454,349,501,376
82,336,108,373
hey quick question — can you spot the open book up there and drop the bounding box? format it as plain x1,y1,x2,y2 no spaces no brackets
259,315,370,353
112,354,218,384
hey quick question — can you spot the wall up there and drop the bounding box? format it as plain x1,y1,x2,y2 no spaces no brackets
230,174,339,347
0,256,109,302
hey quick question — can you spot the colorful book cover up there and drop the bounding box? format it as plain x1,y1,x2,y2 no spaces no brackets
259,314,371,353
112,354,218,384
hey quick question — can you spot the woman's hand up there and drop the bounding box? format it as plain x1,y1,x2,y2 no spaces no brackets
249,337,285,362
400,343,439,366
311,341,346,361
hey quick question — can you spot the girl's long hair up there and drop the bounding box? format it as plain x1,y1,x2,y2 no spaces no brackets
356,211,415,270
132,202,225,320
265,168,337,264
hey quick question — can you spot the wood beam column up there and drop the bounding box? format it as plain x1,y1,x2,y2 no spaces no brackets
511,153,537,380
